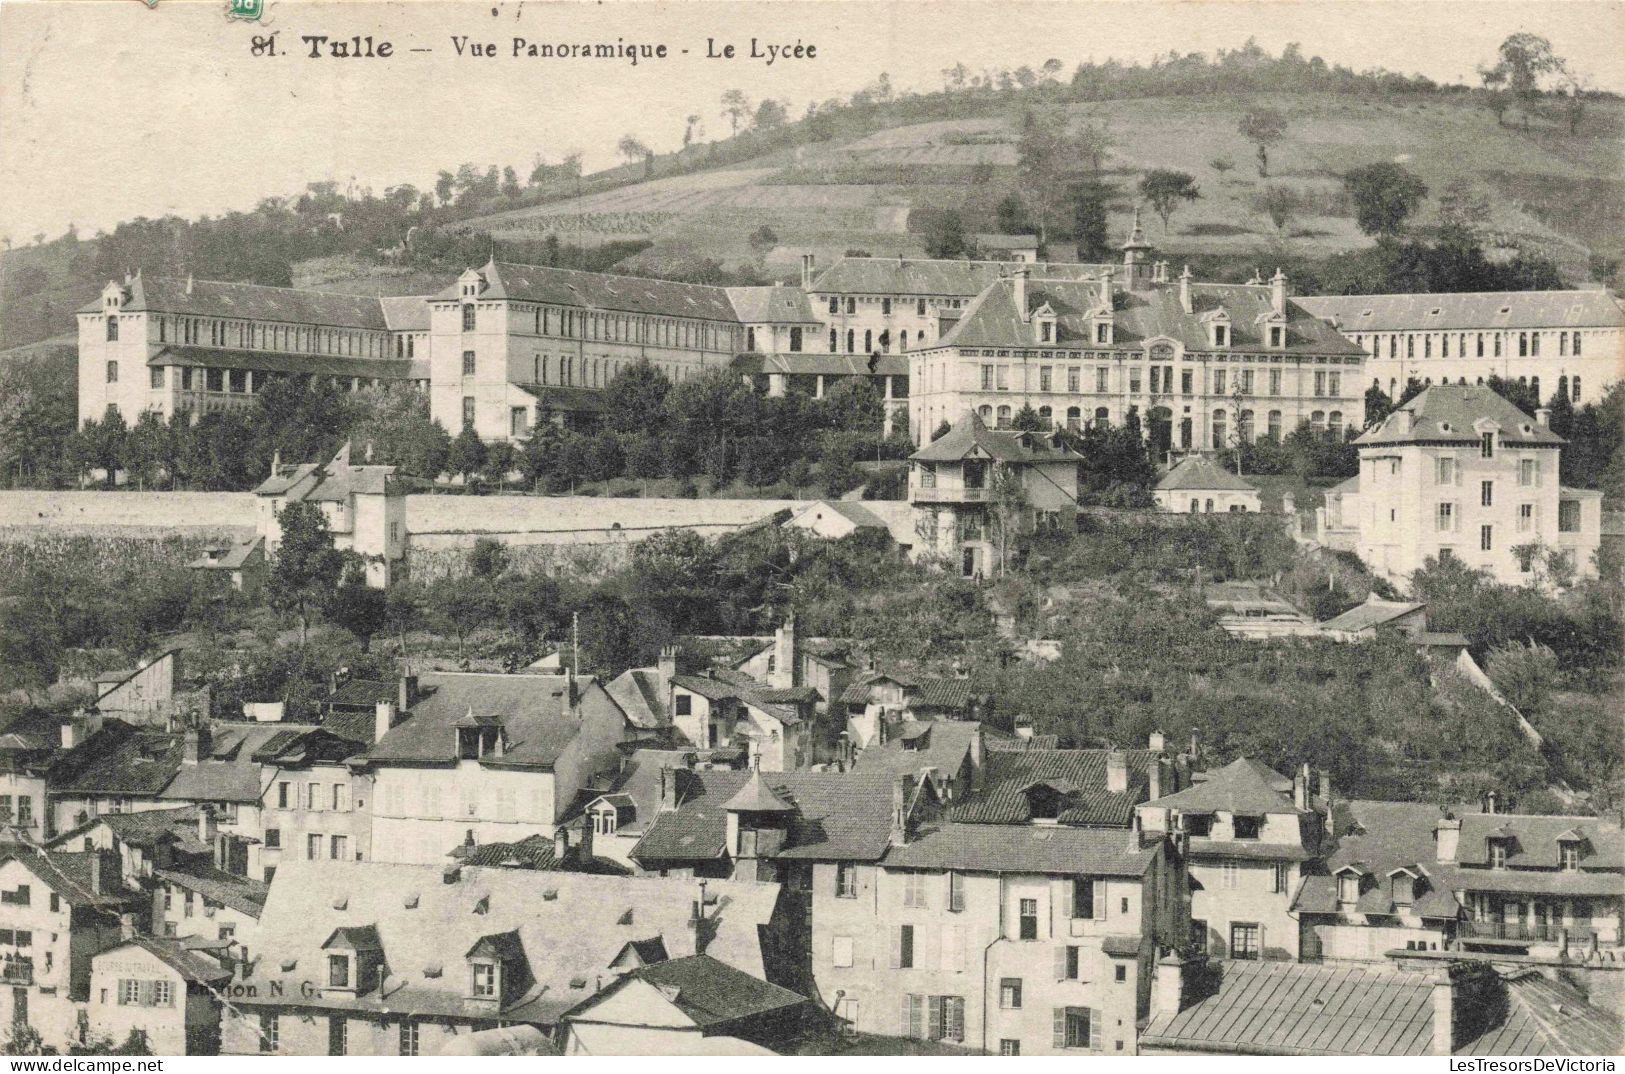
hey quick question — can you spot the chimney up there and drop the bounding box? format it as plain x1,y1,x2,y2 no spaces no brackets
1013,266,1030,321
375,700,397,744
89,850,103,894
197,806,218,854
1178,266,1193,314
1270,267,1288,316
657,646,678,702
119,912,138,942
182,728,203,766
1395,408,1415,434
398,674,418,711
60,718,79,751
1148,730,1166,753
1014,717,1034,741
1317,768,1333,806
659,767,680,811
1153,953,1190,1019
1096,268,1112,309
1483,790,1499,815
1106,749,1128,794
553,824,569,864
1435,815,1461,862
1149,756,1170,803
271,449,281,478
185,273,194,296
1188,730,1200,767
771,617,795,690
1294,762,1311,810
801,253,815,290
969,724,985,775
890,774,913,845
1430,967,1458,1056
1536,407,1551,427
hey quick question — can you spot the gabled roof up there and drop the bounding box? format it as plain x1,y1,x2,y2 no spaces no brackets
911,412,1082,464
1455,813,1623,871
1355,385,1564,448
1318,597,1427,634
883,822,1157,876
853,721,981,782
1460,970,1625,1056
81,274,397,329
1156,455,1258,493
932,275,1365,356
442,261,739,323
952,748,1158,828
366,671,620,767
455,834,560,871
787,500,891,531
751,352,909,377
568,954,806,1029
667,672,802,726
1295,290,1625,332
1142,961,1438,1055
236,861,779,1024
632,771,897,864
155,863,270,917
726,285,819,325
186,537,264,571
605,669,667,730
48,721,185,797
254,443,398,500
104,936,233,985
1145,756,1302,815
0,848,141,911
45,805,199,851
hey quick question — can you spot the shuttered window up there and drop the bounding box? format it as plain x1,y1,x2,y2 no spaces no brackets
1054,1006,1096,1049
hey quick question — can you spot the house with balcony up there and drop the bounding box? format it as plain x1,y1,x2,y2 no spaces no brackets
1294,801,1624,962
909,413,1082,577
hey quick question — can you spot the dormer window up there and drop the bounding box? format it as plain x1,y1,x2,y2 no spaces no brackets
1182,813,1212,837
471,961,497,997
1212,323,1229,348
1561,844,1579,871
1337,873,1361,905
1488,838,1509,869
1232,815,1261,840
465,930,523,1002
321,926,383,994
1268,325,1284,349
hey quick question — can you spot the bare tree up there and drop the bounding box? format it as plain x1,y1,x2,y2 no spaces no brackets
682,113,703,147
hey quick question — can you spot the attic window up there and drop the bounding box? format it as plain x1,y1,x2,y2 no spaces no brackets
569,976,588,990
618,909,634,925
403,894,419,909
1232,815,1262,840
1440,423,1451,433
1429,308,1441,316
542,889,558,901
472,895,489,915
423,963,443,978
1499,306,1511,315
1560,842,1581,871
1337,874,1361,904
332,896,348,911
280,958,298,973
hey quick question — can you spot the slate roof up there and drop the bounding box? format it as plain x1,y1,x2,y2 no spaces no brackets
754,352,910,377
570,954,806,1028
809,256,1114,298
378,295,433,332
1295,290,1625,332
45,806,199,852
149,345,414,382
159,722,322,804
83,274,395,329
951,748,1157,828
667,672,801,726
155,863,270,917
605,669,667,730
2,848,142,911
1318,597,1426,634
1156,455,1258,493
726,285,820,325
1458,970,1624,1056
514,384,609,413
911,412,1083,464
186,537,263,571
1142,960,1438,1055
1293,800,1465,919
933,275,1366,356
1355,385,1564,448
444,261,740,323
721,771,795,813
1145,756,1303,815
365,671,620,767
254,443,397,500
600,750,701,837
1455,812,1623,872
884,822,1157,876
632,771,897,864
234,861,779,1025
324,678,398,711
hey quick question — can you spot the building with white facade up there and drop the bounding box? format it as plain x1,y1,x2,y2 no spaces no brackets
1153,454,1262,514
1296,290,1624,406
252,443,405,588
1343,384,1601,586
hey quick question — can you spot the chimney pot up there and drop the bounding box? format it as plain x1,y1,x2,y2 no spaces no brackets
1536,407,1551,427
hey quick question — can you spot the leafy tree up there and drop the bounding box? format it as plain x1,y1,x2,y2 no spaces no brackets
1069,180,1115,261
1343,162,1428,238
1138,170,1201,234
1237,107,1288,177
994,194,1031,235
616,134,649,168
921,210,968,259
930,419,953,442
720,89,751,136
326,564,387,651
1015,106,1073,241
1363,383,1395,429
1011,404,1046,432
72,406,128,489
122,410,173,489
424,573,498,664
749,224,780,252
447,425,488,485
1252,185,1302,236
269,500,347,646
754,98,788,131
1484,32,1564,128
818,377,886,435
602,359,673,437
468,536,511,580
1209,156,1236,178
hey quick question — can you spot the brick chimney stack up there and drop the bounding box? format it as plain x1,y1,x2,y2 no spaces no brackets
657,646,678,703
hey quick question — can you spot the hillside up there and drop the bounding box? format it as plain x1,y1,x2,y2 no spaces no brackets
455,92,1625,283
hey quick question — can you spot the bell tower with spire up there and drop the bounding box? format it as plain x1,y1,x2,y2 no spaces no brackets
1121,207,1154,290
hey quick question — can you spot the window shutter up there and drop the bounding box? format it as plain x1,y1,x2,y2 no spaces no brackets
900,995,912,1038
1258,924,1266,956
1092,880,1107,920
1054,945,1067,980
948,997,964,1043
889,928,901,970
1090,1008,1103,1051
1053,1008,1066,1049
1454,457,1462,486
928,996,943,1042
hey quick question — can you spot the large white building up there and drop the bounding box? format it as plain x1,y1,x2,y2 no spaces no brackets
1296,290,1623,406
1338,384,1601,586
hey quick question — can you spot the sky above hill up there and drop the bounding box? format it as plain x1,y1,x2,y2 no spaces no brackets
1,0,1621,243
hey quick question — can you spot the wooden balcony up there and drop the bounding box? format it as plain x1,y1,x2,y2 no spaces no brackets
911,486,992,504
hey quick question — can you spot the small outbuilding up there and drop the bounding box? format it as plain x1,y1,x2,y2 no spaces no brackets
1154,455,1261,514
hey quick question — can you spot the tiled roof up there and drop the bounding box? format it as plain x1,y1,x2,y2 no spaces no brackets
632,771,897,864
602,750,702,836
986,734,1060,751
155,863,270,916
111,936,233,985
1142,960,1438,1055
48,721,185,796
605,669,667,730
934,276,1366,356
1455,812,1623,871
322,710,378,745
455,834,560,870
1295,290,1625,332
1355,385,1563,448
514,384,609,413
1156,455,1258,493
324,679,399,710
46,806,198,851
1145,756,1302,815
254,444,398,500
787,500,891,530
853,721,979,782
1318,597,1427,634
726,285,820,325
446,262,740,323
952,748,1158,828
2,848,142,910
911,413,1083,464
754,352,909,376
365,671,621,767
883,822,1157,876
235,861,779,1024
186,537,263,571
149,345,414,382
83,274,395,329
668,672,801,726
809,256,1114,298
575,954,806,1028
913,679,975,710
